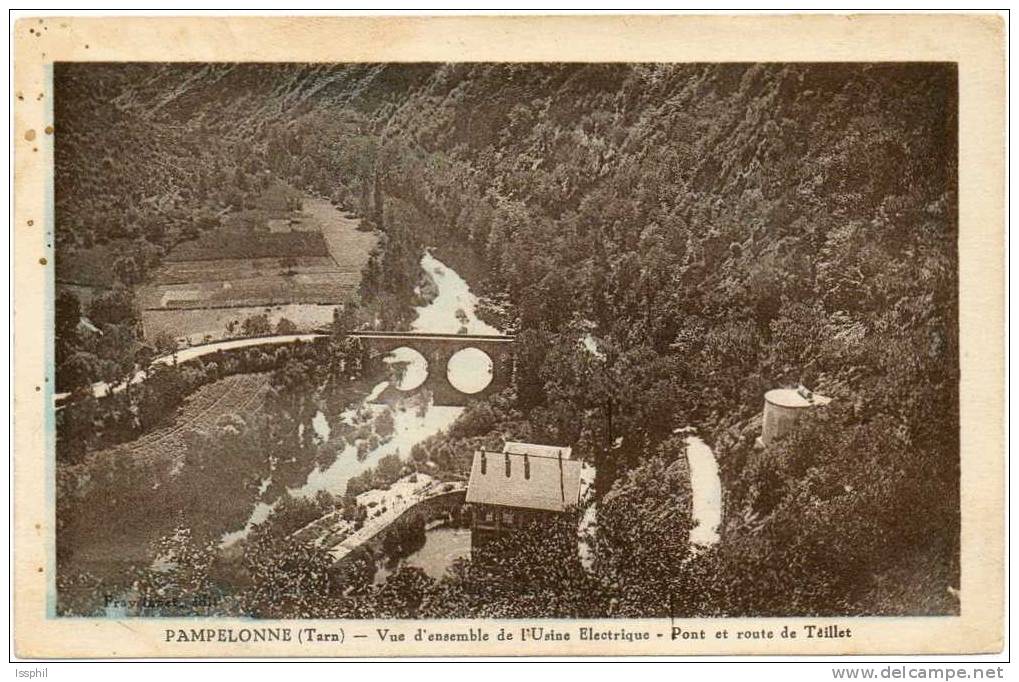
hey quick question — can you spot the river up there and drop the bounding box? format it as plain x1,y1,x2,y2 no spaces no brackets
221,250,723,559
373,526,472,584
294,251,497,497
222,250,493,544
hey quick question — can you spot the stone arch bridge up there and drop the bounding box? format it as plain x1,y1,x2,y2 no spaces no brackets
346,331,515,407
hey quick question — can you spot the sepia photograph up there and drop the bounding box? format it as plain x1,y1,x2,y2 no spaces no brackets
51,59,961,620
11,14,1004,660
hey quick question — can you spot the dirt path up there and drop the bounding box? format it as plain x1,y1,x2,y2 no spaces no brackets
301,195,378,273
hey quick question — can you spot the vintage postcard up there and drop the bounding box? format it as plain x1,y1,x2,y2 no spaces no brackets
11,14,1005,658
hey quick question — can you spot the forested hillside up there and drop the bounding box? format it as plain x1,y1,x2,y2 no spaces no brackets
55,62,958,616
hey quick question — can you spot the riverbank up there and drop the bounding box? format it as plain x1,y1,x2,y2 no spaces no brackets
219,251,501,552
55,333,325,403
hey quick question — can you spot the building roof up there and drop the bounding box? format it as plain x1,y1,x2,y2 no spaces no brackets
466,449,582,512
765,386,832,409
503,441,573,460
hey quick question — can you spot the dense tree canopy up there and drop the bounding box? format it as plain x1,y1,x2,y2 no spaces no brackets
54,62,958,617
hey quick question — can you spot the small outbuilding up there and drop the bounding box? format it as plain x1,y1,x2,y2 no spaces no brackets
465,442,582,549
756,385,832,448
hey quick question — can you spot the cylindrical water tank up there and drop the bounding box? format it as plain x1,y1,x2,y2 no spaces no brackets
758,386,831,447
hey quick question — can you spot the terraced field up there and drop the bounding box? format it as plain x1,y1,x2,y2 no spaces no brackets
148,256,345,287
140,264,356,309
58,373,273,584
141,304,336,346
137,191,376,345
127,373,270,465
164,230,329,262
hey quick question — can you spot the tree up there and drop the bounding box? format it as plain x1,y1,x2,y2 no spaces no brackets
709,404,958,617
331,301,358,337
88,287,138,328
233,166,249,192
594,452,696,617
136,524,219,616
257,493,326,539
381,512,425,560
57,351,101,396
52,62,959,618
240,530,337,618
275,317,298,335
241,314,272,337
268,359,316,421
136,365,189,430
153,330,178,365
427,511,602,618
372,168,384,227
141,215,167,245
113,255,143,287
374,453,403,483
55,289,82,368
372,566,436,618
95,323,138,396
374,409,395,439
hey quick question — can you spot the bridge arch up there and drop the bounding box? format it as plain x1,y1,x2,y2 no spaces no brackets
347,331,514,406
385,346,429,391
446,347,494,394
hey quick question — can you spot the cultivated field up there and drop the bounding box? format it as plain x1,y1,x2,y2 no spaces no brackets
140,261,358,309
150,256,341,285
137,191,377,344
126,372,270,465
165,230,329,262
57,373,272,584
142,303,337,345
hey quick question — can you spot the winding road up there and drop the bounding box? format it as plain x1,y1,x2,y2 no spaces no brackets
54,333,325,403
